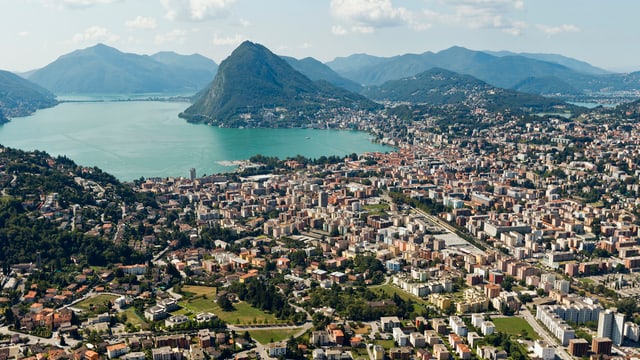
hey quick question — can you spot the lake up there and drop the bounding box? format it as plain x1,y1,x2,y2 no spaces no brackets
0,101,390,181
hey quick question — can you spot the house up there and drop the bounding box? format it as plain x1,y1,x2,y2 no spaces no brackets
106,343,130,359
268,341,287,357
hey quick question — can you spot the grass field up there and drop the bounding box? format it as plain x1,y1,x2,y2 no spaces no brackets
352,324,371,335
492,317,539,340
181,285,217,298
247,328,301,344
363,203,390,216
374,339,396,350
373,283,430,308
122,307,150,330
73,294,119,313
351,347,369,359
178,293,282,325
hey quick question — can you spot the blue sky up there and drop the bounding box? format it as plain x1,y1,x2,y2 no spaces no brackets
2,0,638,72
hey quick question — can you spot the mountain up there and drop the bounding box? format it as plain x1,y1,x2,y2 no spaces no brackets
151,51,218,76
484,51,611,75
28,44,216,94
0,70,57,122
362,68,567,112
327,46,588,89
281,56,362,93
512,76,582,96
325,53,388,78
327,46,640,97
180,41,379,127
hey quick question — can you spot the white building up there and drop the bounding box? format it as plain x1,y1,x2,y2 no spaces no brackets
533,341,555,360
268,342,287,357
481,321,495,336
597,310,625,346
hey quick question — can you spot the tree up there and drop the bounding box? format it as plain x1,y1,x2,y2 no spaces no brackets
218,295,234,312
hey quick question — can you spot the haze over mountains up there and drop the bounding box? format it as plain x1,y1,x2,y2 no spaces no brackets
26,43,218,94
326,46,640,96
3,41,640,125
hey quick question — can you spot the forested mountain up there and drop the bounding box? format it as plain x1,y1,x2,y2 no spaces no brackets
0,146,150,270
180,41,379,127
28,44,216,94
363,68,567,112
0,70,57,122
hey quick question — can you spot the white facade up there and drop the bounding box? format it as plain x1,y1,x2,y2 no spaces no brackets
533,341,555,360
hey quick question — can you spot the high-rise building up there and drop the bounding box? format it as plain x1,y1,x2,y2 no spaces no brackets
189,168,196,181
613,312,625,346
318,191,328,208
597,310,625,346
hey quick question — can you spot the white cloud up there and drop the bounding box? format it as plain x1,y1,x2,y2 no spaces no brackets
300,43,312,49
72,26,120,44
536,23,580,36
329,0,428,34
161,0,236,21
351,25,374,34
212,33,246,46
154,29,188,44
42,0,120,9
18,31,29,37
125,16,157,30
331,25,348,35
426,0,527,35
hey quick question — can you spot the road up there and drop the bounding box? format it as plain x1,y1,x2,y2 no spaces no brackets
518,307,572,360
0,325,79,349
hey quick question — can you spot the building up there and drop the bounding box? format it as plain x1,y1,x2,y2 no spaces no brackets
373,345,384,360
481,321,495,336
433,344,450,360
381,316,402,332
106,343,130,359
165,315,189,328
151,347,183,360
536,305,575,346
449,316,467,336
268,341,287,357
311,331,330,346
533,340,555,360
145,305,168,321
591,337,612,356
597,310,625,346
409,332,426,348
568,338,589,358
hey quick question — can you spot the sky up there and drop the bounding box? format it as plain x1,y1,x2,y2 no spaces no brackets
2,0,639,73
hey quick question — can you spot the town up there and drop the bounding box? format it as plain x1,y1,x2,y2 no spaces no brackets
2,100,640,360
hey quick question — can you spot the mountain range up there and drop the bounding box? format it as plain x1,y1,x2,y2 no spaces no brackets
326,46,640,96
26,44,218,94
180,41,379,127
0,70,57,122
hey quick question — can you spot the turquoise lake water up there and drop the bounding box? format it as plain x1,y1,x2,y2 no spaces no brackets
0,101,390,181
